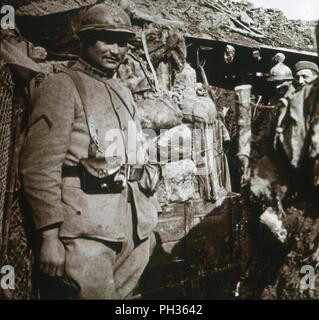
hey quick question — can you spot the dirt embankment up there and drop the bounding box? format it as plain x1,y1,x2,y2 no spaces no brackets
130,0,317,51
6,0,317,52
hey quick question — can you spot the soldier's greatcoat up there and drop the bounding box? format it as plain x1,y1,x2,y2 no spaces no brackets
21,58,159,242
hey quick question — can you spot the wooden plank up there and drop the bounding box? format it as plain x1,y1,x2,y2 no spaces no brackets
191,194,239,217
185,35,317,57
154,216,186,243
159,202,185,219
152,195,242,267
138,195,243,298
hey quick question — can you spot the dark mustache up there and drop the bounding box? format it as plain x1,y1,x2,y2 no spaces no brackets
102,53,120,60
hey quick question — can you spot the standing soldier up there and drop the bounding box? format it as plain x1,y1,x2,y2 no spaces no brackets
21,3,161,299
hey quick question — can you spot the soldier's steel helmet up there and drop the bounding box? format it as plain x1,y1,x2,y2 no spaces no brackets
267,62,294,82
78,3,135,37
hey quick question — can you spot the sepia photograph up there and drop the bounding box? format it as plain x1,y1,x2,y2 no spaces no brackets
0,0,319,305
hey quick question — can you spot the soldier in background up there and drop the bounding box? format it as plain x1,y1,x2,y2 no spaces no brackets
249,49,266,95
265,53,295,104
251,54,295,154
293,60,319,89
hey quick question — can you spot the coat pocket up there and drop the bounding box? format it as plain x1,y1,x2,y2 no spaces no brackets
60,178,127,241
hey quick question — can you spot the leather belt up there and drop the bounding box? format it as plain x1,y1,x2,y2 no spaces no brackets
62,164,143,203
62,164,143,181
62,165,81,178
124,164,143,182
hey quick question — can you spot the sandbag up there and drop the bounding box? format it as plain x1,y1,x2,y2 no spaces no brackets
135,91,183,129
157,159,199,205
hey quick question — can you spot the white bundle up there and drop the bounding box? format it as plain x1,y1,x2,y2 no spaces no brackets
260,207,288,244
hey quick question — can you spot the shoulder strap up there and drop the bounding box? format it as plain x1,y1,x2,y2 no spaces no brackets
61,69,103,155
107,81,136,120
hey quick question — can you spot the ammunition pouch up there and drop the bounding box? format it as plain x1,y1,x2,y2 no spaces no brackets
62,157,123,194
79,157,124,194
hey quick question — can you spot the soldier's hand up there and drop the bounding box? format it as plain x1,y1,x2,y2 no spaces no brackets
39,228,65,277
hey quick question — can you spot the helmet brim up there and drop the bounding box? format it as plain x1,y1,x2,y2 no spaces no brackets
79,26,135,38
266,75,294,82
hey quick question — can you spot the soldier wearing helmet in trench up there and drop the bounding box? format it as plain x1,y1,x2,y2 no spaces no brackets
21,3,162,299
266,53,295,104
251,54,296,153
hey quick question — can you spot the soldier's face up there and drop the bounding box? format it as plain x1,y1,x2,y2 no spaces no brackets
253,50,261,61
296,69,318,87
84,32,129,73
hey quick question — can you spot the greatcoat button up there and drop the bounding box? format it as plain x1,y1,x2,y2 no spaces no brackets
101,183,108,190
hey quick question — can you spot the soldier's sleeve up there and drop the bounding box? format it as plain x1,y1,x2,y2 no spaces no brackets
20,73,75,231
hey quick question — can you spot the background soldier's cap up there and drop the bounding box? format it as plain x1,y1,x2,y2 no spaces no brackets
78,3,135,37
294,61,319,75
